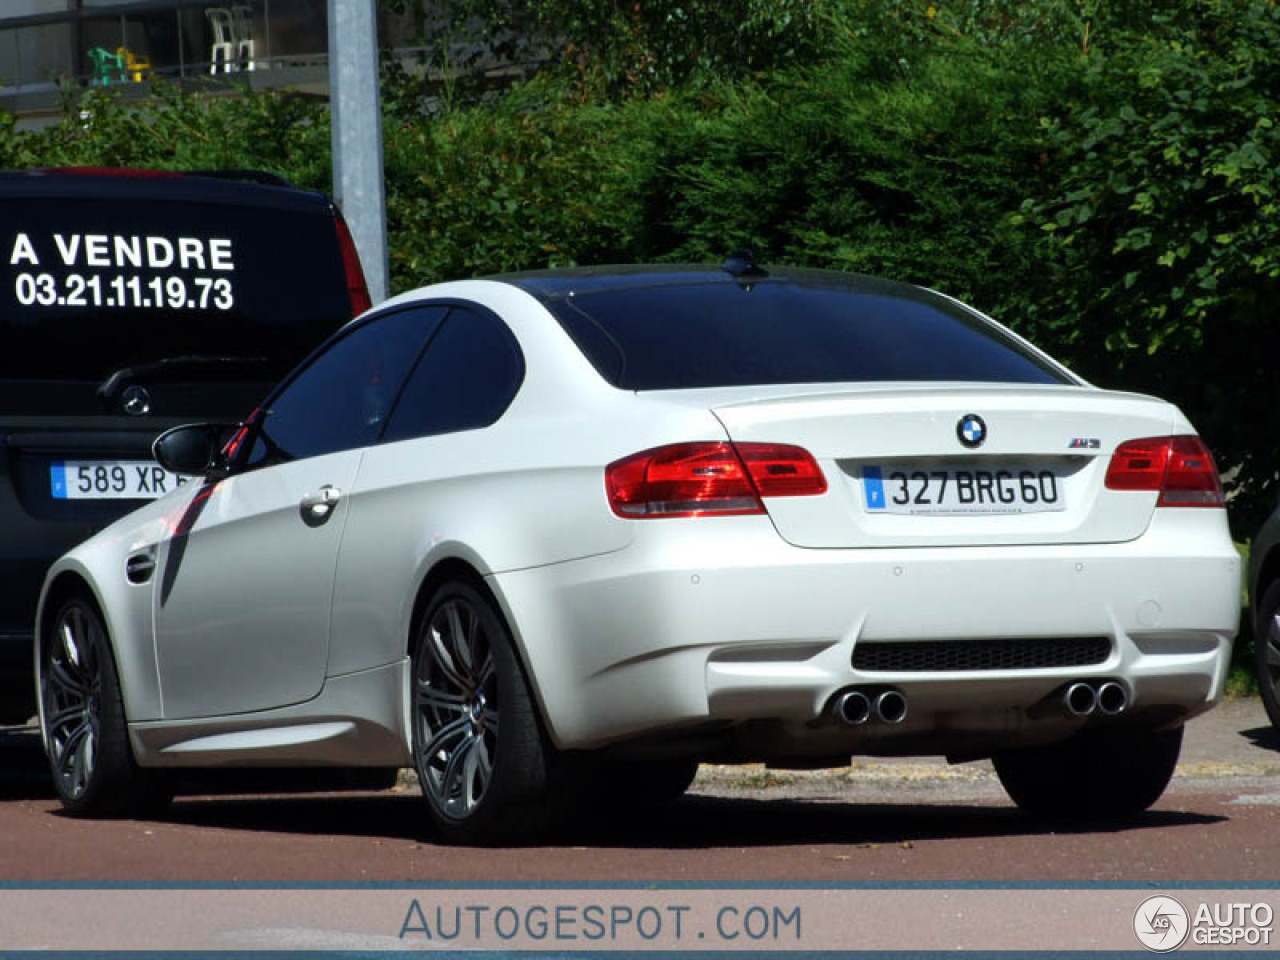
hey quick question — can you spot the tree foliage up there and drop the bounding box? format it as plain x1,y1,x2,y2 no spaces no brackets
1015,0,1280,531
0,81,330,185
382,0,826,92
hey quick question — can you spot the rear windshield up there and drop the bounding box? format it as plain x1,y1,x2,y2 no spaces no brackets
546,281,1068,390
0,195,350,381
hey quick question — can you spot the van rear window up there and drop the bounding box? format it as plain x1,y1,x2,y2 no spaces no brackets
1,197,350,380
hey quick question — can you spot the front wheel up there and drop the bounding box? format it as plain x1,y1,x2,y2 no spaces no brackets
411,579,561,844
1253,581,1280,727
994,725,1183,822
39,595,171,816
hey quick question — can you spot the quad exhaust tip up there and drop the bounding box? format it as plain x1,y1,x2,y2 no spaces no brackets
835,690,872,726
1096,680,1129,716
833,688,907,726
1062,679,1128,717
1064,681,1097,717
875,689,908,725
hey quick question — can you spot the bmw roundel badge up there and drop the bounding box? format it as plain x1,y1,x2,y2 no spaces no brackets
121,385,152,417
957,414,987,449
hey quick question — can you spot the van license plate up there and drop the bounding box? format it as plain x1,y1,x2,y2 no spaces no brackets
51,461,190,500
861,465,1067,515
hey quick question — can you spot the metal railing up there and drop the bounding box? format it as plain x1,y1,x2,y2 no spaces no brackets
0,1,326,96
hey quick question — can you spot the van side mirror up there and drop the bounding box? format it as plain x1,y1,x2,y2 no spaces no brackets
153,424,232,477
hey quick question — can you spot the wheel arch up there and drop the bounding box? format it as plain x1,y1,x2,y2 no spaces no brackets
405,553,559,744
36,569,117,745
40,568,97,616
37,568,110,666
37,561,159,725
407,555,493,656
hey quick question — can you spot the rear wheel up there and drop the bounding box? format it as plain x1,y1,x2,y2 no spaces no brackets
1253,581,1280,727
994,725,1182,822
411,579,560,844
39,595,171,816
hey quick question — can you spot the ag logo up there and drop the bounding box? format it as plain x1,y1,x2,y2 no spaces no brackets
1134,895,1190,952
956,413,987,449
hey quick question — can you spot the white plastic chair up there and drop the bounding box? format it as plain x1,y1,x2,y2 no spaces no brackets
231,5,257,72
206,8,235,74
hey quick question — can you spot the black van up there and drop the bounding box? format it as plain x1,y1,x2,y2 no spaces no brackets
0,168,370,722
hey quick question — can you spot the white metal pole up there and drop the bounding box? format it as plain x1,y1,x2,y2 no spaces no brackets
327,0,390,305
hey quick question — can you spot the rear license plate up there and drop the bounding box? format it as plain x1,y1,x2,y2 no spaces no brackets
51,460,190,500
861,465,1066,515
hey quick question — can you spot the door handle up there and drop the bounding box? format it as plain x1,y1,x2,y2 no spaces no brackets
299,485,341,526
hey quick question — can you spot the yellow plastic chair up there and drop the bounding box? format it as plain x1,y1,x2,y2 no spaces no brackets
117,47,152,83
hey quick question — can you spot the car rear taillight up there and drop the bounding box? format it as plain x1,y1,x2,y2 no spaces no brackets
606,442,826,518
735,443,829,497
334,211,372,316
1104,436,1224,507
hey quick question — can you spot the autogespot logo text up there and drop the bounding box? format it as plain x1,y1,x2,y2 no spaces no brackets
1134,895,1190,952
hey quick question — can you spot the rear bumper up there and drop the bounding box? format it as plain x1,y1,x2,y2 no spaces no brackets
491,510,1240,756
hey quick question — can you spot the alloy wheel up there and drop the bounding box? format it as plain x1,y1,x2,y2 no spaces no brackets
414,595,499,820
43,602,104,801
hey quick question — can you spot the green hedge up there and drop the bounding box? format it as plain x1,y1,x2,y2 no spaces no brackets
1013,0,1280,538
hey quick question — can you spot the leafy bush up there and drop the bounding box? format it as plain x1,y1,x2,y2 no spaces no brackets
1016,0,1280,534
382,0,828,92
1,80,330,186
382,79,669,283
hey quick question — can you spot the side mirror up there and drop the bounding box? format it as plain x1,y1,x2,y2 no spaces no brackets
152,424,233,477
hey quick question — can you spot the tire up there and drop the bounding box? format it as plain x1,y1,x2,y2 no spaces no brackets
411,579,561,844
39,595,172,817
993,725,1183,822
1254,581,1280,727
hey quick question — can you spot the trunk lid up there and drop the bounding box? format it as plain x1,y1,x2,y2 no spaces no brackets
709,383,1181,548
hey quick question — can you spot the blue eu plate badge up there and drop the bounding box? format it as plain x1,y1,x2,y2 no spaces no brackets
862,466,886,511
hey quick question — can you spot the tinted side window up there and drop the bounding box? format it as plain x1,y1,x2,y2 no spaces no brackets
251,306,446,463
382,307,523,443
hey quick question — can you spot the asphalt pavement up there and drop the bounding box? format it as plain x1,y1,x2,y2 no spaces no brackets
0,696,1278,881
693,695,1280,805
4,694,1277,809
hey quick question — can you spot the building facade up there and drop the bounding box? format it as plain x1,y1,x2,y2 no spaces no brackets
0,2,433,124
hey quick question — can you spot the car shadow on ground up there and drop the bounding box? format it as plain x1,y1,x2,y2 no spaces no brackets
1239,725,1280,753
146,790,1225,850
0,727,55,802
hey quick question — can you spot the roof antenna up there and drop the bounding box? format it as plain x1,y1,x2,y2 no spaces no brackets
722,249,768,282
